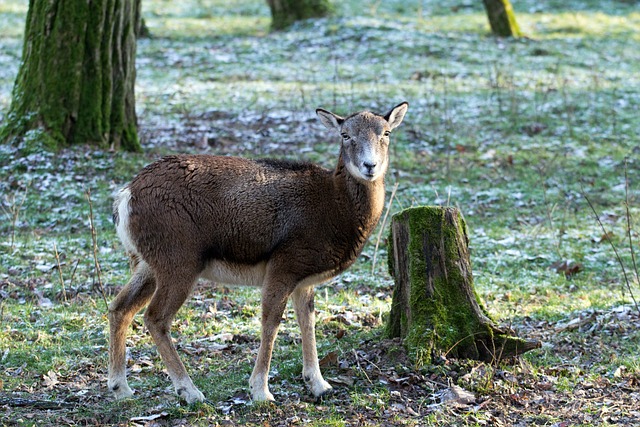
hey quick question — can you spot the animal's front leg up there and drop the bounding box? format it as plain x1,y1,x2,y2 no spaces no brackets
250,280,291,402
292,285,332,398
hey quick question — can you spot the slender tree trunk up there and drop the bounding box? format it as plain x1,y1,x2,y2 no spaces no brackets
266,0,333,31
1,0,142,152
482,0,522,37
387,207,539,365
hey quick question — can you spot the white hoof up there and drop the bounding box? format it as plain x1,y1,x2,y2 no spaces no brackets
251,388,275,402
249,373,275,402
305,375,333,398
109,380,134,400
176,384,205,404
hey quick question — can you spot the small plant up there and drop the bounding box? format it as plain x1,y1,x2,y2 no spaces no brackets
86,188,108,310
1,181,29,249
582,161,640,315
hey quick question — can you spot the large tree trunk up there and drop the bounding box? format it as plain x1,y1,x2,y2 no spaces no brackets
266,0,333,31
387,207,539,365
0,0,142,152
482,0,522,37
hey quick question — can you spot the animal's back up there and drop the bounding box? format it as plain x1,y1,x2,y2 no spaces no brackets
119,154,337,270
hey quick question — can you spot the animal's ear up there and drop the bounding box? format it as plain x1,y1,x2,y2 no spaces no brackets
316,108,344,131
384,102,408,130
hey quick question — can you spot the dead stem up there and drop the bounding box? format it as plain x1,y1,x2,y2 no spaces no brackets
582,187,640,315
624,159,640,287
371,181,399,275
1,181,30,249
86,189,108,311
53,242,67,302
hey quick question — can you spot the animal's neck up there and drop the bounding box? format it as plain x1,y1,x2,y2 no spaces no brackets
334,153,386,237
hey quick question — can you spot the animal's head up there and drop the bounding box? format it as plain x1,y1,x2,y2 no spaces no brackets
316,102,408,182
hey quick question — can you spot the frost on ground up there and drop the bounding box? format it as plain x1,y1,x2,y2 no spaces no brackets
1,0,640,425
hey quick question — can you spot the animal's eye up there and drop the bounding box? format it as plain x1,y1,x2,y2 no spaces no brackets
383,131,391,137
341,133,350,141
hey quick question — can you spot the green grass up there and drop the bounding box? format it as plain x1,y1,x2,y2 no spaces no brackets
1,0,640,425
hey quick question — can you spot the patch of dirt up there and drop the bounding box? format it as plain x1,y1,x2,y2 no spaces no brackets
138,108,328,159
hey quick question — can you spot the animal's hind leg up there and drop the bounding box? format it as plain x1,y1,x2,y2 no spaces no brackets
108,260,156,399
143,270,204,404
292,285,332,398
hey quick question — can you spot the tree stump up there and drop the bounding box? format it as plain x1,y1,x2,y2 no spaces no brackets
386,206,539,365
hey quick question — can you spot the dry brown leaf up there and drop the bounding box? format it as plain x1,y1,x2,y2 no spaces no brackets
550,260,583,277
43,371,59,388
318,351,338,367
440,385,476,406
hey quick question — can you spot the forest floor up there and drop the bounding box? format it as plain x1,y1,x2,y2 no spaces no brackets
1,0,639,426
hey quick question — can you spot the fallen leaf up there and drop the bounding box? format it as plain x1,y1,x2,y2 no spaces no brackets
550,260,583,278
43,371,59,388
319,351,338,367
613,366,626,378
439,385,476,406
328,375,354,387
130,412,168,422
212,333,234,342
555,312,596,332
591,231,614,243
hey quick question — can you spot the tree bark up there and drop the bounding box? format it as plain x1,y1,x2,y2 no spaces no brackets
266,0,333,31
482,0,522,37
0,0,142,152
387,207,539,365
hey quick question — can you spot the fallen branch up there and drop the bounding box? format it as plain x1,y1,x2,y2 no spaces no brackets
0,397,75,410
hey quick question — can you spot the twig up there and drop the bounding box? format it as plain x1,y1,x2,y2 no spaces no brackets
53,242,67,302
371,181,399,275
352,349,373,386
69,258,80,291
86,189,108,311
582,187,640,315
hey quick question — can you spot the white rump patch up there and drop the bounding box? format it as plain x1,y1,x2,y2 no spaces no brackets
114,187,138,255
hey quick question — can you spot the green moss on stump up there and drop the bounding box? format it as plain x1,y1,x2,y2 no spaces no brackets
387,206,539,366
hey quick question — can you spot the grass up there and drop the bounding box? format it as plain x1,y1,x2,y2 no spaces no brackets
1,0,639,425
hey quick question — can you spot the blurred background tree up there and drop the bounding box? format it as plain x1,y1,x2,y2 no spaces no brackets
0,0,142,152
482,0,521,37
266,0,333,30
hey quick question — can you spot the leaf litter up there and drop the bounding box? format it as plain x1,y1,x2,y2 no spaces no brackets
2,0,640,425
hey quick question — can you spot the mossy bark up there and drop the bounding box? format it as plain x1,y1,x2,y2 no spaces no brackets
0,0,142,152
482,0,522,38
266,0,333,31
387,206,539,365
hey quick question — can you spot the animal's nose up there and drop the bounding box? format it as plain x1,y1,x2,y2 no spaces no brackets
363,162,377,173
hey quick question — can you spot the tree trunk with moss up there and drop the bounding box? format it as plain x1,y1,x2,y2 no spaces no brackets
387,206,539,365
266,0,333,31
0,0,142,152
482,0,521,37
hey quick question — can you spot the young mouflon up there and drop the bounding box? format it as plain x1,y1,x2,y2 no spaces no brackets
108,102,408,403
